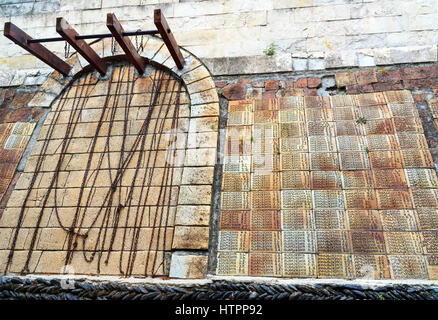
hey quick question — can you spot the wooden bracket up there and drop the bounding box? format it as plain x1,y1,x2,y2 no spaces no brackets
3,22,71,77
56,17,107,76
107,13,146,74
154,9,185,69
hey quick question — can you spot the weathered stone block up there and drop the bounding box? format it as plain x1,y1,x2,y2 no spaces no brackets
172,226,209,250
178,185,212,205
169,253,208,278
175,205,211,226
181,167,215,185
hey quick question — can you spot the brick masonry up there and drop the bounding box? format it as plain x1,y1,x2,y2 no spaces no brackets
1,0,438,82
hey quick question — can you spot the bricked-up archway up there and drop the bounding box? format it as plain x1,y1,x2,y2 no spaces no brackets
0,36,219,278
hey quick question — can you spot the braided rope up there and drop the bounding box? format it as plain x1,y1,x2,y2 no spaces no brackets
0,277,437,300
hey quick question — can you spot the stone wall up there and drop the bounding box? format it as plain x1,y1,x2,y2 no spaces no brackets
1,0,438,85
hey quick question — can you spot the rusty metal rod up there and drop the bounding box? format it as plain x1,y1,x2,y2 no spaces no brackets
27,29,160,43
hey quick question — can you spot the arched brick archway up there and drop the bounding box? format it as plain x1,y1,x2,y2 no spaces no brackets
0,36,219,278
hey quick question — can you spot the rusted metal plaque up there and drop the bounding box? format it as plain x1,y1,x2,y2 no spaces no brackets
250,210,281,230
282,253,317,277
341,170,374,189
422,231,438,254
281,190,313,210
400,150,434,168
376,189,412,209
308,136,337,152
335,121,361,136
282,231,316,252
251,191,281,209
313,209,346,229
250,231,282,251
281,170,310,189
280,137,308,153
353,254,391,279
313,190,344,209
384,232,423,255
254,110,278,124
304,96,331,108
396,133,429,149
253,123,279,139
372,169,407,189
344,189,377,209
310,152,339,171
416,208,438,230
405,168,438,188
216,252,248,276
363,119,394,135
369,151,403,169
251,172,280,190
355,92,386,106
281,210,314,230
227,111,253,126
384,90,414,104
279,108,305,122
410,189,438,208
279,96,304,109
350,231,385,254
317,254,354,278
380,210,418,231
223,155,251,173
249,252,282,276
222,173,251,191
228,99,254,112
339,152,370,170
359,105,390,120
220,210,250,231
346,210,382,230
365,134,398,151
388,255,428,279
393,117,423,133
254,98,279,111
306,107,333,122
218,230,249,251
307,121,334,136
388,103,419,118
221,191,250,210
280,153,309,171
316,231,350,253
311,171,342,190
280,122,306,138
337,136,365,152
333,107,356,121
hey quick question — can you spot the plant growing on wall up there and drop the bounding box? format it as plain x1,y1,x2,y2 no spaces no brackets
264,42,276,56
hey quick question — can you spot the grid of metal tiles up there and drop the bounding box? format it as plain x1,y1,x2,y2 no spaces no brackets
217,91,438,280
0,121,35,199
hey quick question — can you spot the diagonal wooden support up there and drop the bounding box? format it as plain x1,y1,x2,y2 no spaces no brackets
106,13,146,74
154,9,185,69
3,22,71,76
56,17,107,76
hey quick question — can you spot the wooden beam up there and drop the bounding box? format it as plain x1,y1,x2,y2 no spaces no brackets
56,17,107,76
3,22,71,77
154,9,185,69
106,13,146,74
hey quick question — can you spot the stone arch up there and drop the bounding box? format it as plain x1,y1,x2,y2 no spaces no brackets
0,36,219,278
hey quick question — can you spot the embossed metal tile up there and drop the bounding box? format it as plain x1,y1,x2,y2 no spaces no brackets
317,254,354,278
282,253,317,277
281,210,314,230
346,210,382,230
